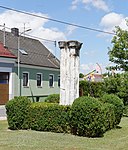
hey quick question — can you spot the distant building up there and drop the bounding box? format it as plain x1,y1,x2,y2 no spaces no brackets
0,28,60,105
84,73,103,82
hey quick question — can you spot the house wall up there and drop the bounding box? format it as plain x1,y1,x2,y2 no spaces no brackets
14,64,60,102
0,58,15,103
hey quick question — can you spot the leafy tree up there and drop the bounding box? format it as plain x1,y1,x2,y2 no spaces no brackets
104,73,128,105
108,24,128,71
79,73,84,78
117,73,128,105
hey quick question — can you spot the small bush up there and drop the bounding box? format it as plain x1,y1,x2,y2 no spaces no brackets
70,96,106,137
101,103,115,131
6,96,31,130
123,105,128,117
101,94,124,126
30,102,70,133
44,94,60,103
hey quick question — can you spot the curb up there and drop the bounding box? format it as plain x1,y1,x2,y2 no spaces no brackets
0,105,5,108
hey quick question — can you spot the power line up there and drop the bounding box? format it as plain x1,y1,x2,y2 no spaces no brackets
0,24,56,44
0,5,115,35
25,33,56,43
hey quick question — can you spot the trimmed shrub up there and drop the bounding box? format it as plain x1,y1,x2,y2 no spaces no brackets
70,96,106,137
101,103,115,131
101,94,124,126
5,96,31,130
30,102,70,133
44,94,60,103
123,105,128,117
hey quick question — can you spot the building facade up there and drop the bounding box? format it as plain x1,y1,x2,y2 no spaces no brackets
0,28,60,105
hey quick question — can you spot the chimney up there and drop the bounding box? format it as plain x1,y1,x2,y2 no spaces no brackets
11,28,19,36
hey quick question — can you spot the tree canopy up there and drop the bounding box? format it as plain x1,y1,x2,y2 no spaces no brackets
108,24,128,71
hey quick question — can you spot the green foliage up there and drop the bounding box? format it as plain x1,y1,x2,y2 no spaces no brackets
6,94,123,137
5,96,31,130
79,73,84,78
79,73,128,105
101,103,115,131
101,94,124,126
44,94,60,103
104,73,128,105
79,80,104,97
104,75,120,94
70,96,106,137
116,73,128,105
123,105,128,117
108,25,128,71
30,102,70,133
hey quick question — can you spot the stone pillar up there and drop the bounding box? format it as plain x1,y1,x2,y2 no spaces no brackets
58,40,82,105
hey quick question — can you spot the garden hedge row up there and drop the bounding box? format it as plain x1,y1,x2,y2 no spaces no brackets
70,96,106,137
30,102,70,133
44,94,60,103
6,96,31,130
79,80,104,97
100,94,124,126
80,72,128,105
6,95,124,137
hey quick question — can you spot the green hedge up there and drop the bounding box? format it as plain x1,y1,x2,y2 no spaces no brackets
70,96,106,137
6,94,121,137
5,96,31,130
101,103,115,131
30,102,70,133
79,80,104,97
80,73,128,105
123,105,128,117
103,73,128,105
100,94,124,126
44,94,60,103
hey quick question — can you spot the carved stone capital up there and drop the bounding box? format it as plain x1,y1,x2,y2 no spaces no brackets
67,41,82,50
58,40,82,50
58,41,67,49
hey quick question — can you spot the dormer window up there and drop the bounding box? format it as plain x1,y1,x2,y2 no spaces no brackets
19,49,28,55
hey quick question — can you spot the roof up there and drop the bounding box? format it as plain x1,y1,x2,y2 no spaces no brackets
0,30,60,69
0,42,16,58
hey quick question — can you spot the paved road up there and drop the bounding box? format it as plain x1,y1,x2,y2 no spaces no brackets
0,105,7,120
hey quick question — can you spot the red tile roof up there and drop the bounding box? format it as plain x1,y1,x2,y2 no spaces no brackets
0,42,16,58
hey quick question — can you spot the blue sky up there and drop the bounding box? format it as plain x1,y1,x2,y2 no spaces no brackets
0,0,128,74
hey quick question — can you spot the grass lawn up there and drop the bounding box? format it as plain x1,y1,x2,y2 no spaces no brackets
0,117,128,150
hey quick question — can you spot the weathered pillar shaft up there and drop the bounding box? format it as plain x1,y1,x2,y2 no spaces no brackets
58,41,66,105
58,40,82,105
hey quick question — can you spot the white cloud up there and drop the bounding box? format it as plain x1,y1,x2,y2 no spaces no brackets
83,50,95,56
80,63,96,74
71,0,109,12
0,10,66,43
80,63,91,73
80,63,105,74
71,0,80,10
66,25,77,36
100,12,128,33
91,0,109,12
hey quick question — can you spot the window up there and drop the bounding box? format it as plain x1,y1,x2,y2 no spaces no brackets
58,75,60,87
37,73,42,87
49,74,54,87
23,72,29,87
0,73,9,84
